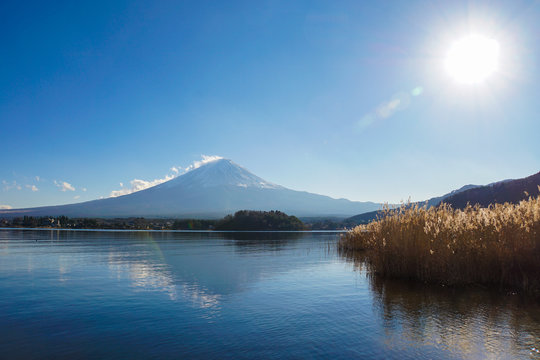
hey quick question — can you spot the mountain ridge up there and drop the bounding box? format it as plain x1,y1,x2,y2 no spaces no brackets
0,159,381,218
343,170,540,226
444,171,540,209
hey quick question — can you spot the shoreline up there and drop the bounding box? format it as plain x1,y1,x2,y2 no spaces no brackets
0,227,346,234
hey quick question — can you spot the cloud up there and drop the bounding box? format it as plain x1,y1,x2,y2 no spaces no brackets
0,204,12,209
54,180,75,192
184,155,223,172
109,175,175,197
169,155,223,176
25,184,39,192
108,155,224,198
35,176,40,182
2,180,21,191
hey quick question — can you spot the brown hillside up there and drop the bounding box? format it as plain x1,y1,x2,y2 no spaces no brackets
444,171,540,209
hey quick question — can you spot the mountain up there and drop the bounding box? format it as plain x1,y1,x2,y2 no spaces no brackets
424,184,480,208
0,159,382,218
342,171,540,226
444,171,540,209
342,183,481,226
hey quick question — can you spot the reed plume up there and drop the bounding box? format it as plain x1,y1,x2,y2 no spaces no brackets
338,188,540,295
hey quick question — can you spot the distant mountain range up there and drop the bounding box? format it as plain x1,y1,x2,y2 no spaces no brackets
343,183,482,225
343,171,540,226
2,159,538,222
444,171,540,209
0,159,381,218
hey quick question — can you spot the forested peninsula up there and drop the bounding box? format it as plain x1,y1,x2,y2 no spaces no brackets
1,210,307,231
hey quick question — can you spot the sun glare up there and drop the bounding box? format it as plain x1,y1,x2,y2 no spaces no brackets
445,34,500,84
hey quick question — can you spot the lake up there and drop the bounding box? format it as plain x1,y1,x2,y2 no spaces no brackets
0,229,539,359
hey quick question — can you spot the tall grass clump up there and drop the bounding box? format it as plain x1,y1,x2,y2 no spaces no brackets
338,192,540,295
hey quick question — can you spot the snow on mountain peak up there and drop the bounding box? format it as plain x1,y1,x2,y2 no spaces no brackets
159,158,282,189
184,155,224,172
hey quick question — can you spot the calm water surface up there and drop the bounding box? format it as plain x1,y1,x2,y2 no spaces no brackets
0,229,538,359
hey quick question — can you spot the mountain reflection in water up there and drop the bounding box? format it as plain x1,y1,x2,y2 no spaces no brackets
0,229,538,359
102,232,305,309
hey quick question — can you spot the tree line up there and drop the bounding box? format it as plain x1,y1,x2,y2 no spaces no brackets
0,210,310,231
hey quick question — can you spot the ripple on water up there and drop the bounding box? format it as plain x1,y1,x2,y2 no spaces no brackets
0,229,538,359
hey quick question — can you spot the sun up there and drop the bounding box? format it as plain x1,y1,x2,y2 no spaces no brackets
445,34,500,84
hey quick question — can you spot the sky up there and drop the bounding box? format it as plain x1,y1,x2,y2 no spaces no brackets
1,0,539,209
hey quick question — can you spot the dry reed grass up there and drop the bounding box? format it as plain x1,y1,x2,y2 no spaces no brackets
338,190,540,295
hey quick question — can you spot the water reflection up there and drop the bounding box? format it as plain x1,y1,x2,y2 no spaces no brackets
51,230,314,312
1,229,539,359
340,250,540,359
223,231,304,253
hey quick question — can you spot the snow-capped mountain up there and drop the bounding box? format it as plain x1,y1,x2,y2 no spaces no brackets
157,159,282,190
1,159,381,218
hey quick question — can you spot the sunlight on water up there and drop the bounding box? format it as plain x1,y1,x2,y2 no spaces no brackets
0,229,538,359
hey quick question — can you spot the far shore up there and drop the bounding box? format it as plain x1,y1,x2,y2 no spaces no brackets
0,210,355,231
0,227,345,233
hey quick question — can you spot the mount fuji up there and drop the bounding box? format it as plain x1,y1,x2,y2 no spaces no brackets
1,159,381,218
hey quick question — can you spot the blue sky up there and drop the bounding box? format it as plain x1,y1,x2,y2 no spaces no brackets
1,0,539,209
